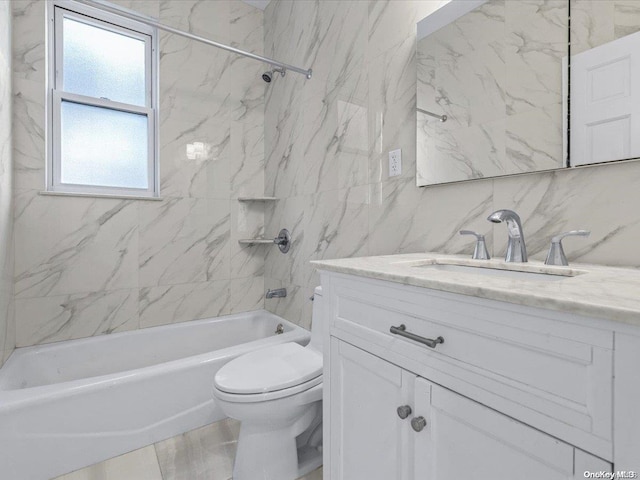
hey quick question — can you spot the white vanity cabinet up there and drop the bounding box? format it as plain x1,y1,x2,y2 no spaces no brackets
329,339,413,480
320,272,639,480
412,377,610,479
330,339,610,479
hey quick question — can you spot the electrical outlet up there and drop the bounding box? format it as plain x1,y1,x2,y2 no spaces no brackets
389,149,402,177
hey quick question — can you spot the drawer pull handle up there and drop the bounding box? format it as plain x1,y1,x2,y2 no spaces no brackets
397,405,412,419
411,416,427,432
389,324,444,349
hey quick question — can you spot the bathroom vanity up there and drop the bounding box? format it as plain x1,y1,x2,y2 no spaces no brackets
313,254,640,479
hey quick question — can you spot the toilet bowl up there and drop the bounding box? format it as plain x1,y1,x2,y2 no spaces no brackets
213,287,324,480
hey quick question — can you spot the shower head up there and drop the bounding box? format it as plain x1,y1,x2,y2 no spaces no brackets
262,66,286,83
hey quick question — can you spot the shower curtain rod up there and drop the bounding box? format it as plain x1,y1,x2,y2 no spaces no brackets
73,0,313,79
417,107,447,122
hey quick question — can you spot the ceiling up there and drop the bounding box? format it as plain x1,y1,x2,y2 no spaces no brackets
241,0,272,10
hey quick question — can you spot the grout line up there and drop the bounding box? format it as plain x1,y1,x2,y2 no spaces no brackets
152,440,165,480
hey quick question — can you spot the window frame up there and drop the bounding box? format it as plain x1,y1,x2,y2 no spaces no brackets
46,0,160,198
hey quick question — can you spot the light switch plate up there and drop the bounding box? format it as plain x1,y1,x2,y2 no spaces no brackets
389,149,402,177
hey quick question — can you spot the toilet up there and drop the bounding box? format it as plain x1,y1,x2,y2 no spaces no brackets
213,287,324,480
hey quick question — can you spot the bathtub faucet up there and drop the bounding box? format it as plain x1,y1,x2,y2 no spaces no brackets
266,288,287,299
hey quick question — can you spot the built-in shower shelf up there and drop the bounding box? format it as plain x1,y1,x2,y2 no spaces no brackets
239,229,290,253
237,197,278,202
238,238,274,245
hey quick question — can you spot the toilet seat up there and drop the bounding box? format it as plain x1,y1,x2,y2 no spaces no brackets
213,375,322,403
213,342,322,402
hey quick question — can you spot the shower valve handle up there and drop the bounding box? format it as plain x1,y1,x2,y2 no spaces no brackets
273,229,291,254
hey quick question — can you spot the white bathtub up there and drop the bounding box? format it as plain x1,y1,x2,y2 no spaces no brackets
0,310,309,480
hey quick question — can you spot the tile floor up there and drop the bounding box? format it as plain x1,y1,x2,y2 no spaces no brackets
54,419,322,480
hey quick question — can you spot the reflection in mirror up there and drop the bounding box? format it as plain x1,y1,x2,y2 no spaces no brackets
416,0,569,186
570,1,640,167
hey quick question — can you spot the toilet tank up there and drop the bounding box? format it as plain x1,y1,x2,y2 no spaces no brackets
309,286,323,352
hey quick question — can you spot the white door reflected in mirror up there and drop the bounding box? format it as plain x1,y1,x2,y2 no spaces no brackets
570,31,640,167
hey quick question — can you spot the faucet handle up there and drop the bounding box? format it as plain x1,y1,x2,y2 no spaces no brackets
459,230,490,260
550,230,590,244
545,230,590,266
460,230,483,239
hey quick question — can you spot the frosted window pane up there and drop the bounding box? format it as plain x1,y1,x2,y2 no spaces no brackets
63,17,147,106
60,101,149,189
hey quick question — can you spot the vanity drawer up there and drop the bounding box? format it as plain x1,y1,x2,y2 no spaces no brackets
328,275,614,460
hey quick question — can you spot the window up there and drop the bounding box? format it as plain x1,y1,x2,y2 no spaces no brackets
47,1,158,198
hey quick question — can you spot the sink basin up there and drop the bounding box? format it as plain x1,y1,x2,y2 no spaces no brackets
409,260,586,282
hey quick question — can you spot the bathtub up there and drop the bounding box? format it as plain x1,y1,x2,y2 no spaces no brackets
0,310,309,480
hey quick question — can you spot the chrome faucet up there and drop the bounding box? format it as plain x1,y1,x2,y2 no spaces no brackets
266,288,287,299
487,209,528,263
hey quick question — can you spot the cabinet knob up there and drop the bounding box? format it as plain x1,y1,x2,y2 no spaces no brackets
397,405,412,419
411,416,427,432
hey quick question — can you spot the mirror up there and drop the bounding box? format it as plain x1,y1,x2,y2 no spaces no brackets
569,0,640,167
416,0,569,186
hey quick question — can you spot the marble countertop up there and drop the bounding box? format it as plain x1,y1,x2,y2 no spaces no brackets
311,253,640,326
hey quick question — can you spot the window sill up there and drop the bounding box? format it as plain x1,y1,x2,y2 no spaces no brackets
39,190,163,201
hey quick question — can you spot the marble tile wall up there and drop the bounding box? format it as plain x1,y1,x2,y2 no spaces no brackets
263,0,640,328
12,0,267,347
0,0,15,366
571,0,640,54
10,0,640,344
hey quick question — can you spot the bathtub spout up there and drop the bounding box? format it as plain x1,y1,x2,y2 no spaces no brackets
266,288,287,299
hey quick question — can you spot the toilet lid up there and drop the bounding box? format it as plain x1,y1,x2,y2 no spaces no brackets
214,342,323,395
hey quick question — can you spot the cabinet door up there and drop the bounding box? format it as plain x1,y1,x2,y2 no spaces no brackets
413,378,609,479
329,338,414,480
